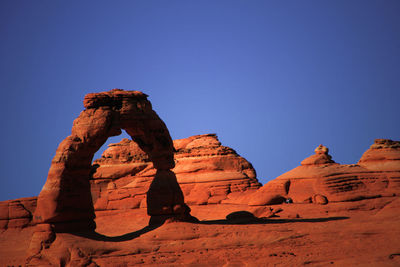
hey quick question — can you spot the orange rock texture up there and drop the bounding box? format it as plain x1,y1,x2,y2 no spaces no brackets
248,139,400,206
34,89,194,233
91,134,261,213
0,134,260,232
0,197,36,230
0,89,399,266
1,138,399,266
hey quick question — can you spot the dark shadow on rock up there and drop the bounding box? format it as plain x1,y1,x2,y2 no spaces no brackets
69,211,348,241
198,210,349,225
71,223,163,242
147,169,198,225
226,210,256,220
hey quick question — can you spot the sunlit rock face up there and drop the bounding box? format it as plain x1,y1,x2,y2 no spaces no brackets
358,139,400,170
0,134,261,231
248,139,400,206
1,137,399,266
91,133,262,212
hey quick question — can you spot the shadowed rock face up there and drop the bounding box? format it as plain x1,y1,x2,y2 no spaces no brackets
34,89,190,231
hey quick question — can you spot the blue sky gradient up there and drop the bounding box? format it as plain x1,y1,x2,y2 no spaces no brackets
1,1,399,201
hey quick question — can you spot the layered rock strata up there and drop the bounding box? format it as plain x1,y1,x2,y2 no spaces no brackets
91,134,261,212
0,197,36,230
249,139,400,205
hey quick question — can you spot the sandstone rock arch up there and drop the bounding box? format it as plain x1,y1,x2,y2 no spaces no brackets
34,89,192,232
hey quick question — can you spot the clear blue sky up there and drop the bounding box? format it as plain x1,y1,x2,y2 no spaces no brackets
1,1,399,201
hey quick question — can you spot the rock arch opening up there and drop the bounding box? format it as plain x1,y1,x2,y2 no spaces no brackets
33,89,194,232
92,130,132,164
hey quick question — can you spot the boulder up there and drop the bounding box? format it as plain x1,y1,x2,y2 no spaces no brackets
312,194,328,205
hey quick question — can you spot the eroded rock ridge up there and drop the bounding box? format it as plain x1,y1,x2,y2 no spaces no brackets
248,139,400,206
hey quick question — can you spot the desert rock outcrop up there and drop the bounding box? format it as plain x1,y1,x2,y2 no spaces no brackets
91,134,261,212
358,139,400,170
0,197,36,230
1,135,399,266
34,89,192,232
249,139,400,206
1,134,261,231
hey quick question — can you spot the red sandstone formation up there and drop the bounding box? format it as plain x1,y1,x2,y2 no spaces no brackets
91,134,261,212
358,138,400,170
0,134,260,232
0,197,36,230
248,139,400,206
0,138,399,266
0,85,398,266
34,89,192,233
26,89,195,265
